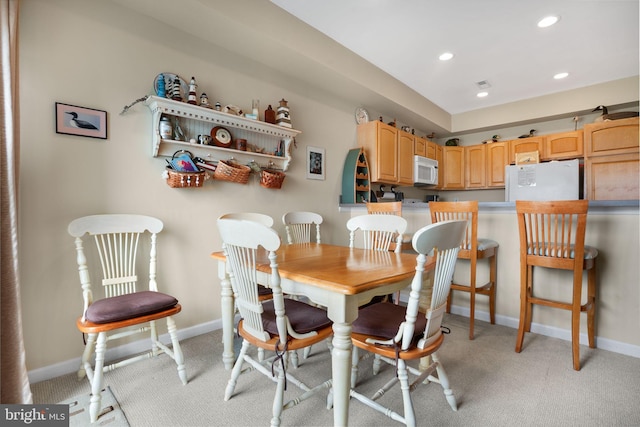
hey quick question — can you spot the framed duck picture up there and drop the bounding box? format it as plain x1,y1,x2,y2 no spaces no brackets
55,102,107,139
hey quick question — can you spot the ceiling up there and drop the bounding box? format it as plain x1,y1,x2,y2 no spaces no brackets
271,0,639,115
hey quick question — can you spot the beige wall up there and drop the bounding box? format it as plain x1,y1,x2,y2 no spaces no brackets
18,0,639,377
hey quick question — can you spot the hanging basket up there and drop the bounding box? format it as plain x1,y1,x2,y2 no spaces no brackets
165,150,205,188
213,160,251,184
165,167,206,188
260,169,286,189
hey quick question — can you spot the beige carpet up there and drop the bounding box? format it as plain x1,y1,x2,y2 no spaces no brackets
60,386,129,427
32,314,640,426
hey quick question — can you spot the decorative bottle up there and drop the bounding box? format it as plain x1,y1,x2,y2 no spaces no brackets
276,98,291,128
264,105,276,124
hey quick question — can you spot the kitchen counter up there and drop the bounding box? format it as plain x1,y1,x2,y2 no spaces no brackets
340,200,639,214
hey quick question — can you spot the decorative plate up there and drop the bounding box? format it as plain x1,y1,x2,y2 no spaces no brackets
355,106,369,125
153,73,188,100
211,126,233,148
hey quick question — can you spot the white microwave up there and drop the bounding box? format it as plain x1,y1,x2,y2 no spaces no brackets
414,155,438,186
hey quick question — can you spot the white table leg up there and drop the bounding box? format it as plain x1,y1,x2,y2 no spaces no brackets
331,322,352,426
218,260,235,370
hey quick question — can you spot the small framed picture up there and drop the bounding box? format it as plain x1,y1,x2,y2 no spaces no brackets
306,146,325,180
55,102,107,139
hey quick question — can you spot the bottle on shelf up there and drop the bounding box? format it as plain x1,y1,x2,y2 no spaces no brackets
264,105,276,124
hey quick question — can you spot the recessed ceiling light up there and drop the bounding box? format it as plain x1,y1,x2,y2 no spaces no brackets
554,72,569,80
439,52,454,61
538,15,560,28
477,92,488,98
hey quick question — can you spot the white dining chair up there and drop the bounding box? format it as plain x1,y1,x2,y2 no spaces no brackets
346,214,408,253
217,217,333,426
282,211,323,244
347,219,467,426
69,214,187,423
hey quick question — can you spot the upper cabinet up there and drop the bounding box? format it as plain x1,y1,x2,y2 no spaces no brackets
509,137,544,164
584,117,639,200
442,146,465,189
414,136,427,157
543,130,583,160
145,96,301,172
357,121,413,185
486,142,509,188
465,145,486,188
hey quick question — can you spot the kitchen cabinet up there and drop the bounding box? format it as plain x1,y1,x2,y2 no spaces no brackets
357,121,413,185
442,146,465,189
145,96,300,171
543,130,583,160
398,132,415,185
341,148,370,204
584,117,639,200
486,142,509,187
509,137,544,164
465,145,486,188
414,136,427,157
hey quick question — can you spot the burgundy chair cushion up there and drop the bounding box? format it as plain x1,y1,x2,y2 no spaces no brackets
262,299,332,335
85,291,178,324
352,302,427,341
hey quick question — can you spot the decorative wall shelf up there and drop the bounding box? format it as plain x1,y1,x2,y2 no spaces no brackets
145,96,301,171
341,148,370,203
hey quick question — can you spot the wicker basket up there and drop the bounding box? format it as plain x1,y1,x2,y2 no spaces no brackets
165,167,206,188
213,160,251,184
260,169,286,189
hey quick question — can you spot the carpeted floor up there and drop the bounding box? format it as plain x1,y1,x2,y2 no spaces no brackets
32,314,640,426
61,386,129,427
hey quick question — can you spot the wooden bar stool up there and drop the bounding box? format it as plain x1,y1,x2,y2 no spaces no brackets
515,200,598,371
429,201,498,339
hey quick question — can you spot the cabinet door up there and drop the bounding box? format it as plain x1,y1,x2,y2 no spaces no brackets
486,142,508,187
585,152,639,200
398,132,415,185
377,124,399,182
435,144,444,189
544,131,583,160
426,141,437,160
585,117,639,157
509,137,544,164
443,146,465,189
465,145,486,188
414,137,426,157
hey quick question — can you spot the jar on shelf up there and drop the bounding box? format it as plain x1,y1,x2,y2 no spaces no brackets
159,116,173,139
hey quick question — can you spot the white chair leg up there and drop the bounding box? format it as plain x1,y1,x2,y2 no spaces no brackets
350,347,359,388
271,352,287,427
372,354,382,375
397,360,416,427
167,316,187,385
78,333,96,380
432,353,457,411
89,332,107,423
225,340,250,401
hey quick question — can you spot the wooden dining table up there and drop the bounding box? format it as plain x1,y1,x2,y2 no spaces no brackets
211,242,432,426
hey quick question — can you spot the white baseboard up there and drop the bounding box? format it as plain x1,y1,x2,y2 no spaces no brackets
27,319,222,384
29,309,640,384
448,305,640,359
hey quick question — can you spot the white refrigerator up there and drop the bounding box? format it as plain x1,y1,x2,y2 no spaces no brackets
505,159,581,202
